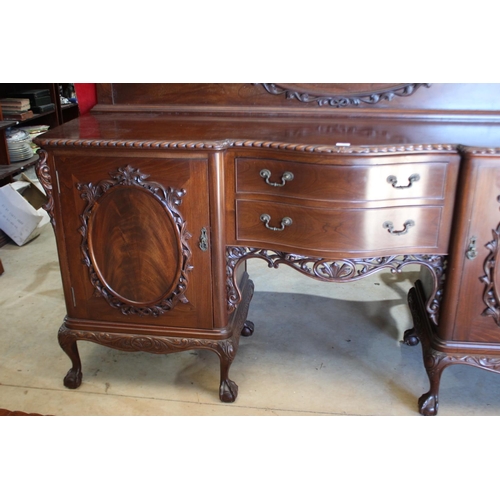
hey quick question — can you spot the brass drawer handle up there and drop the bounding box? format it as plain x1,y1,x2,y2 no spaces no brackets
260,169,294,187
387,173,420,189
260,213,293,231
383,219,415,236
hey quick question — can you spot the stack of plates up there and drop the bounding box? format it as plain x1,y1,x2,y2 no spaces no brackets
6,128,34,162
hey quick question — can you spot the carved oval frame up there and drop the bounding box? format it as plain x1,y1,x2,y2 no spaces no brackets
77,165,192,317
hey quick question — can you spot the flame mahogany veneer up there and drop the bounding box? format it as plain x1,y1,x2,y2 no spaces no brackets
33,84,500,415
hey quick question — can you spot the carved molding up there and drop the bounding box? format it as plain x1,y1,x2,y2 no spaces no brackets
257,83,432,107
458,145,500,156
226,247,445,326
35,150,56,227
35,137,457,156
37,138,227,150
58,325,238,360
77,165,192,317
481,223,500,325
226,140,456,155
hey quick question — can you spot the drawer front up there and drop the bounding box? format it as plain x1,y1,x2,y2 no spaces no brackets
236,157,449,202
236,200,444,254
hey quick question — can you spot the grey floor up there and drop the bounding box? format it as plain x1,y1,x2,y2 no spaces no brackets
2,224,500,416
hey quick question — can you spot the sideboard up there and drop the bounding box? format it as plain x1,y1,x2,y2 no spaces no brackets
33,83,500,415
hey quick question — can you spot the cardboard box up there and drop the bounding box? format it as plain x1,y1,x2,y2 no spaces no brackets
0,174,50,245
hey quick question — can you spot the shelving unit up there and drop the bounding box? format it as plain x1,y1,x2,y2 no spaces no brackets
0,83,79,183
0,83,79,247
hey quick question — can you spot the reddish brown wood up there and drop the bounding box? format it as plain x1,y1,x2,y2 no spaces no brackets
92,84,500,120
0,257,4,275
33,84,500,413
236,200,444,255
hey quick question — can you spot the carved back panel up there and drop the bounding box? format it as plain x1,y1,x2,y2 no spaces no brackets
94,83,500,119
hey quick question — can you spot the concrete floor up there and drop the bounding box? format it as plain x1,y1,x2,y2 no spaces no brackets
2,224,500,416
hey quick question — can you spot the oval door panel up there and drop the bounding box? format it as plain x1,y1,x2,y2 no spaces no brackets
88,185,182,305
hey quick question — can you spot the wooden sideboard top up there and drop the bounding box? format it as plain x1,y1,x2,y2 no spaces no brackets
35,112,500,153
35,84,500,154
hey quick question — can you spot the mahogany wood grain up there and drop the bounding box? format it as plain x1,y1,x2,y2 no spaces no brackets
89,186,181,304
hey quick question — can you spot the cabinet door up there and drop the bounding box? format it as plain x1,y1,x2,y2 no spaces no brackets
53,153,213,331
441,155,500,343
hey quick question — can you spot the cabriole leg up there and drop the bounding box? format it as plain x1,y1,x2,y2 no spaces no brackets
216,338,239,403
418,349,450,416
58,325,83,389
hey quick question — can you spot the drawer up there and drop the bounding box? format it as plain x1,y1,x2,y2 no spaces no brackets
236,200,446,254
236,157,449,203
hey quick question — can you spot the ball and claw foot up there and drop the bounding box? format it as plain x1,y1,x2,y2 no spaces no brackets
241,320,255,337
418,392,439,416
403,327,420,346
63,368,83,389
219,379,238,403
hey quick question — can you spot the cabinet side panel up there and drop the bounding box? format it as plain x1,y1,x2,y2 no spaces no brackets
446,156,500,342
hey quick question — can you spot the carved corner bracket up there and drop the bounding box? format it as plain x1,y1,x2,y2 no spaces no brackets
35,150,56,227
226,247,445,326
77,165,192,317
257,83,432,108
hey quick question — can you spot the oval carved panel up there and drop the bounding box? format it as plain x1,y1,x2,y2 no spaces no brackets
77,165,192,316
88,186,181,305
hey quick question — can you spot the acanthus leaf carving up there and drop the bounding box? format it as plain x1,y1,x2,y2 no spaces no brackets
481,223,500,326
257,83,432,108
226,247,445,326
35,150,56,227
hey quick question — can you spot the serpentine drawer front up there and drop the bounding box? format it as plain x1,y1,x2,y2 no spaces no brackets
235,156,451,203
229,151,460,256
235,200,446,254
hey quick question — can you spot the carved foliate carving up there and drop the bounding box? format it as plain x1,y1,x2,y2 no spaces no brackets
226,247,445,326
481,223,500,325
58,325,238,359
257,83,432,107
77,165,193,316
35,150,56,227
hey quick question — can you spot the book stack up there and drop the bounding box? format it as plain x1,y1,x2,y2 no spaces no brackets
0,98,33,121
10,89,55,114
